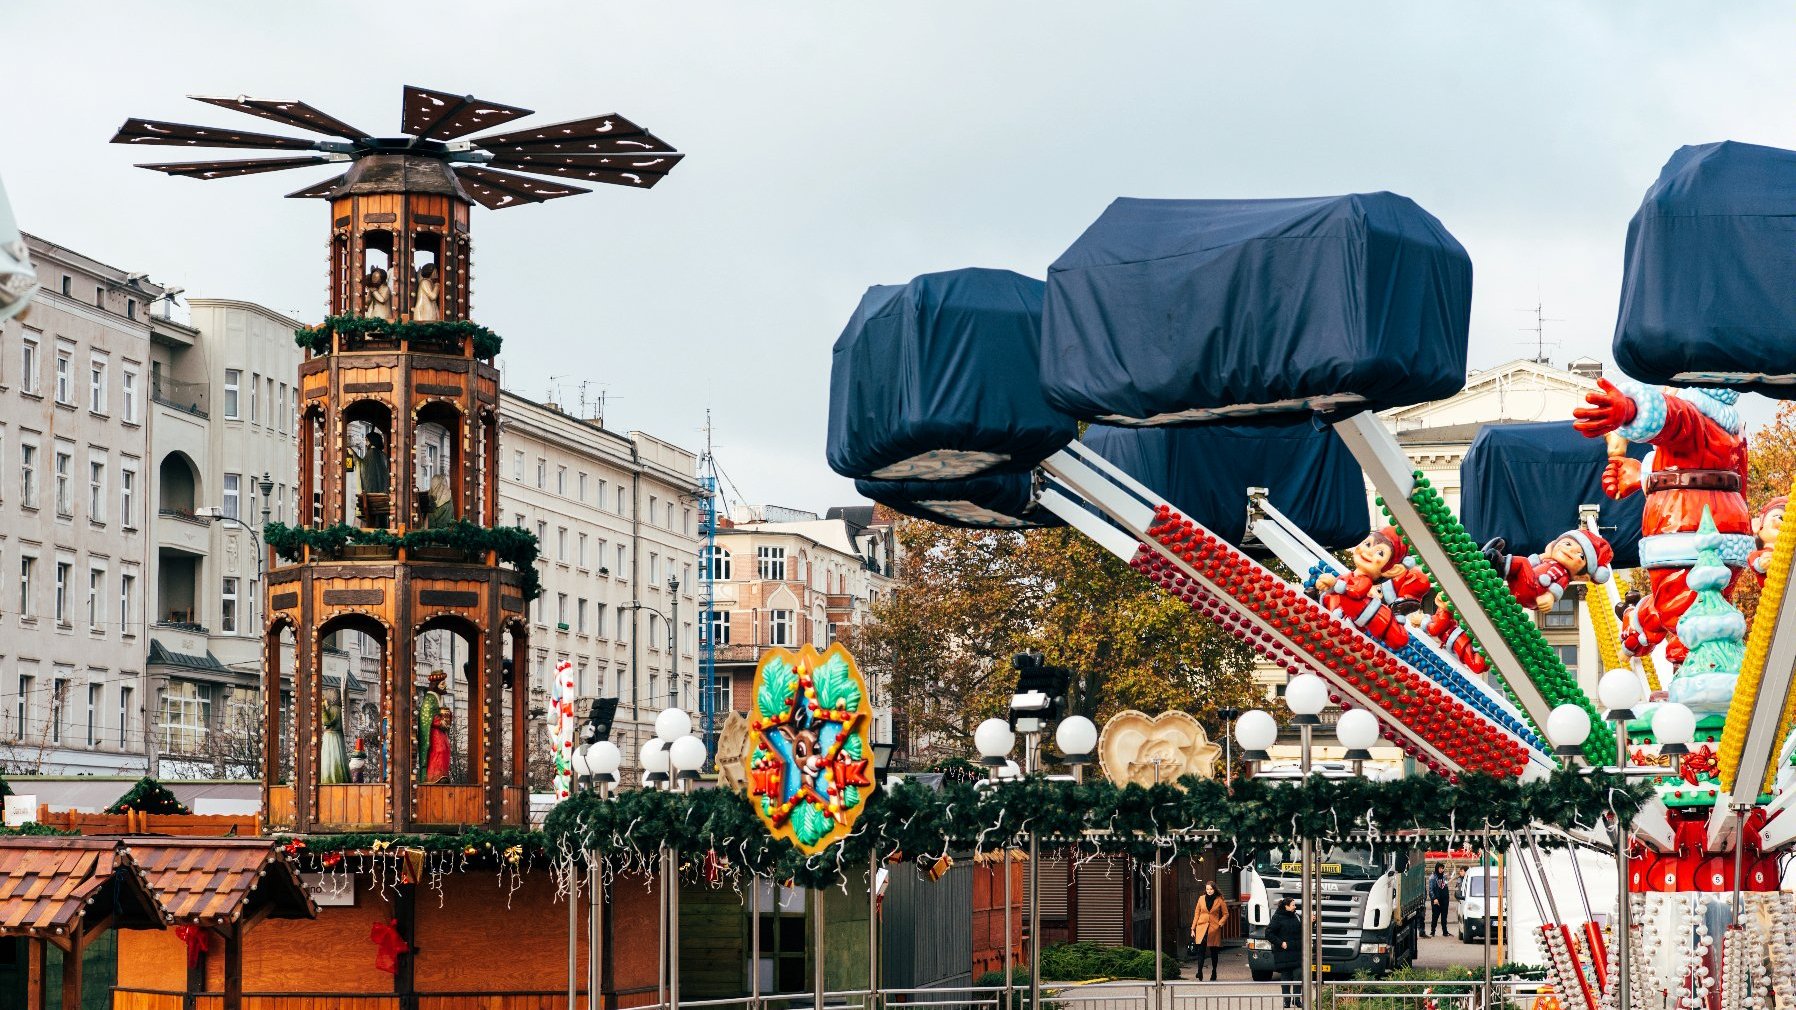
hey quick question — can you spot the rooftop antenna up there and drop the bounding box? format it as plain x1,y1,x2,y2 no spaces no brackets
1518,301,1563,366
545,374,564,406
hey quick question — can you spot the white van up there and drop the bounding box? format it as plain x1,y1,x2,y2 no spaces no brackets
1457,865,1506,943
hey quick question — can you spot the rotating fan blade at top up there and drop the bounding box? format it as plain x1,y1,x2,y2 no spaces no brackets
401,85,533,141
485,151,682,187
454,165,590,209
189,95,368,140
136,156,338,180
467,114,658,153
111,118,321,151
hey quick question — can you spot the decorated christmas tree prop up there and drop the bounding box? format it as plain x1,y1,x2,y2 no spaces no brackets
1668,509,1747,714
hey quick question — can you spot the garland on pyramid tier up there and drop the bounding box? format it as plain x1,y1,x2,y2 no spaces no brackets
293,314,504,359
538,772,1646,890
262,519,543,599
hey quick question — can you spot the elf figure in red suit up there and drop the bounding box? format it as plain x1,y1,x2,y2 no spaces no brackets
1748,495,1786,587
1313,527,1429,649
1572,377,1752,664
1485,529,1615,612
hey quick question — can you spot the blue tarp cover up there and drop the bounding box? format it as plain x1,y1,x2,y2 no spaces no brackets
1082,419,1367,550
1459,420,1649,569
1041,193,1472,425
827,268,1077,481
854,473,1063,529
1614,141,1796,397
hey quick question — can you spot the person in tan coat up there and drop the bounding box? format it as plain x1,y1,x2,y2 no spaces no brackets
1189,880,1230,981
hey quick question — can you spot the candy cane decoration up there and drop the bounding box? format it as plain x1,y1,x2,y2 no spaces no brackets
549,659,577,800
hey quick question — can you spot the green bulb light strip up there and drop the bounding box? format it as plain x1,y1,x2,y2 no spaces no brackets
1378,472,1611,765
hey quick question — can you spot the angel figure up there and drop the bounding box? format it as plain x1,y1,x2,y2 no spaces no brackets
412,262,441,321
319,687,350,785
361,267,394,321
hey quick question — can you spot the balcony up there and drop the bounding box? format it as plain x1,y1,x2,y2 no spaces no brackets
150,375,208,417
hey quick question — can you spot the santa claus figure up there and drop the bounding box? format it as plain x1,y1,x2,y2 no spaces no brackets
1488,529,1615,613
1573,377,1752,664
1313,526,1429,649
1749,495,1786,586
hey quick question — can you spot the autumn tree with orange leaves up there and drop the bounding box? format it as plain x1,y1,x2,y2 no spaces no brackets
846,516,1261,768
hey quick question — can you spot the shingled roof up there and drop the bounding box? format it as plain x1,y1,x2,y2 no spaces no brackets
128,838,317,928
0,837,165,940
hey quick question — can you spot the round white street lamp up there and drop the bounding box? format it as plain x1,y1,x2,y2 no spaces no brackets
588,740,622,783
1235,709,1279,761
669,735,707,782
1335,708,1380,761
1651,702,1697,756
1546,704,1593,757
1598,668,1645,721
655,707,693,743
974,717,1016,766
641,737,670,785
1285,673,1329,724
1055,715,1098,766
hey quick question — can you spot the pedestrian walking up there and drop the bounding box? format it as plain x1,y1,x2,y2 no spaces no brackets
1428,863,1450,937
1266,896,1302,1007
1189,880,1230,981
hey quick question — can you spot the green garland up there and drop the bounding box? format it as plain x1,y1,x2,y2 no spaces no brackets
264,520,542,599
541,771,1646,890
105,776,190,815
275,826,550,868
295,315,503,359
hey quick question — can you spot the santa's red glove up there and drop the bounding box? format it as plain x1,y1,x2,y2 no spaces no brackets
1602,457,1642,500
1572,378,1637,437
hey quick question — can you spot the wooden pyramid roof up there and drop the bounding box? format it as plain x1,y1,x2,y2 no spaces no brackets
0,837,165,941
127,838,317,928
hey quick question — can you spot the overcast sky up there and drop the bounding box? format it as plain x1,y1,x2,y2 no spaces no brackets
8,3,1791,514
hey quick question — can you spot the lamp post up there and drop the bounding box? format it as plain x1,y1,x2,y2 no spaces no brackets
564,740,621,1010
652,707,701,1010
1219,707,1239,785
1542,672,1685,1010
974,718,1018,1004
1235,676,1375,1008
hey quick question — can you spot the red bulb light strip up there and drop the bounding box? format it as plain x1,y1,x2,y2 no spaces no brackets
1139,505,1531,780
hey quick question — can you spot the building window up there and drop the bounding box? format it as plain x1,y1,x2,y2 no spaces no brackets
223,473,241,520
650,552,661,583
649,496,659,526
55,348,72,405
120,573,135,632
616,608,628,640
50,676,66,743
121,368,138,422
703,546,731,581
769,609,794,646
557,527,568,562
684,509,692,536
53,449,71,516
221,578,239,633
557,466,567,496
119,686,132,748
556,593,569,627
683,564,692,593
120,465,136,528
54,562,70,623
158,680,211,755
512,451,524,481
19,557,34,616
713,678,734,715
514,513,525,529
667,503,675,529
578,472,588,500
709,609,731,646
536,520,547,545
1554,643,1578,679
277,383,287,434
223,369,241,419
249,372,260,424
577,598,588,634
87,683,101,746
616,544,627,578
19,336,38,394
576,533,588,568
758,546,787,581
88,568,102,629
20,443,36,508
617,487,627,514
88,458,105,522
89,358,107,413
536,458,546,489
14,674,32,738
59,275,70,296
1543,597,1578,630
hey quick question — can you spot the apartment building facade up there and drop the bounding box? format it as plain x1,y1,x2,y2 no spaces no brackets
0,235,160,774
497,390,704,769
709,505,896,737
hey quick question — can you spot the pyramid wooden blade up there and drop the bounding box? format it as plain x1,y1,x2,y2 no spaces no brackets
478,131,677,157
190,95,367,140
112,118,319,150
136,156,335,180
466,114,648,152
286,174,348,199
486,153,681,188
455,166,589,210
402,85,533,142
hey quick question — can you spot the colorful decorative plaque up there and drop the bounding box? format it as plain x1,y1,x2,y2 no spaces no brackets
746,643,876,853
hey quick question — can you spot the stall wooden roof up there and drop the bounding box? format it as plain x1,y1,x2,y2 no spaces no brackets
0,837,166,941
127,838,317,929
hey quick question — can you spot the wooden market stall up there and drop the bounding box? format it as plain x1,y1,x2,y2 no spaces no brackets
0,837,165,1010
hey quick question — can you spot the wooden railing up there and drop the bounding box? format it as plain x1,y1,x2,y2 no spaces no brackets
36,807,257,836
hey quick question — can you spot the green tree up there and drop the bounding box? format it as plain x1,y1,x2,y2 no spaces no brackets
847,516,1260,767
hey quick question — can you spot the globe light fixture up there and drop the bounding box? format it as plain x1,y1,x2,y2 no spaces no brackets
1598,668,1645,721
1651,702,1697,757
1335,708,1380,761
588,740,622,783
641,737,670,784
1546,704,1593,757
1285,673,1329,725
669,735,707,781
571,744,592,779
974,717,1016,766
1236,709,1279,762
655,707,693,743
1055,715,1098,765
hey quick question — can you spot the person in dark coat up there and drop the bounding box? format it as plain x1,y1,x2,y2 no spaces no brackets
1428,864,1451,936
1265,896,1303,1007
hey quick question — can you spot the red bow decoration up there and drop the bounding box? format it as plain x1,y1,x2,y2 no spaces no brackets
173,925,211,968
830,755,872,790
1680,746,1718,786
322,851,343,868
369,919,411,974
